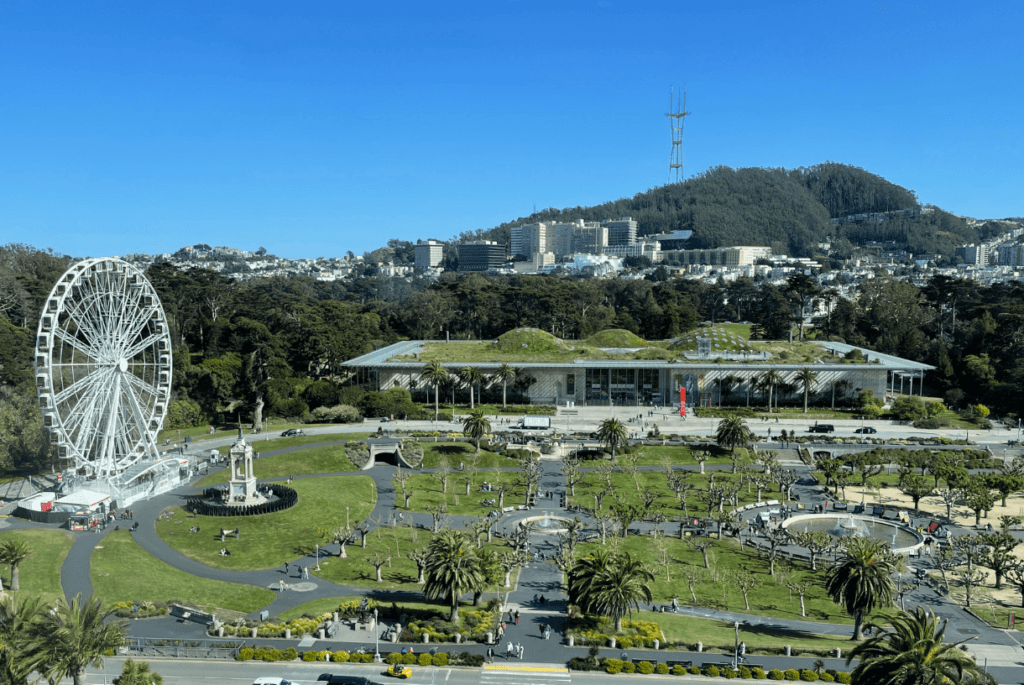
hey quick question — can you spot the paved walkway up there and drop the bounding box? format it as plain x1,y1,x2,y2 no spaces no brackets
5,427,1023,676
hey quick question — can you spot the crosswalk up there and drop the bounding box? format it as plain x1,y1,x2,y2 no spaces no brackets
481,664,571,685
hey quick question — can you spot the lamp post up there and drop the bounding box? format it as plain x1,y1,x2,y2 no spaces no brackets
732,621,740,669
374,607,380,662
315,544,321,571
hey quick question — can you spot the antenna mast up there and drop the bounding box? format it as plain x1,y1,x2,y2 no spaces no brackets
666,87,691,184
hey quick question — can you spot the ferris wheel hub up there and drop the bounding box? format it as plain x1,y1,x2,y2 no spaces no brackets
118,359,128,372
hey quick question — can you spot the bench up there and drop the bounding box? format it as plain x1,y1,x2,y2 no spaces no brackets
832,502,848,511
666,660,692,668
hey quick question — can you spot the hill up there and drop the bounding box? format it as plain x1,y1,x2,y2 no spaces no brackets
466,163,979,257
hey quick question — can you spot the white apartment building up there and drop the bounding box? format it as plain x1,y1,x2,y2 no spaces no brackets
414,240,444,270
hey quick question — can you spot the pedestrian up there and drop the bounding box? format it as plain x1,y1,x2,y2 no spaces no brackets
501,620,506,631
506,641,513,660
303,566,309,579
514,610,520,625
487,647,494,664
284,562,289,575
498,624,504,639
518,643,523,659
129,509,133,519
539,623,546,637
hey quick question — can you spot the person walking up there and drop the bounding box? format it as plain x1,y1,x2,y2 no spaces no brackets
284,562,289,575
514,610,520,625
517,643,523,659
506,641,513,660
303,566,309,579
487,647,494,664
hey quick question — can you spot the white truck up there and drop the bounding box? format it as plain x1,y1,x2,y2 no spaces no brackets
515,416,551,430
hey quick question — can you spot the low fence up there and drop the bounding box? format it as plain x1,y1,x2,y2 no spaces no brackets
123,637,243,659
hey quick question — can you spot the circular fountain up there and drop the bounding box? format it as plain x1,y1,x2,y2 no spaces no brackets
782,513,924,555
520,513,574,534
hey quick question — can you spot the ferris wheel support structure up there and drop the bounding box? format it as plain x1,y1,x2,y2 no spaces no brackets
35,257,173,493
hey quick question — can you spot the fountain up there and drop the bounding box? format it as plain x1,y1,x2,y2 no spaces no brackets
520,513,573,534
782,513,923,555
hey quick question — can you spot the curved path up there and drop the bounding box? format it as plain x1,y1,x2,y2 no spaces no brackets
5,431,1019,670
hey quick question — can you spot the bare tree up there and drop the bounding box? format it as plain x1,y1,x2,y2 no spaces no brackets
408,547,429,584
776,469,799,501
692,448,709,475
653,535,673,582
682,564,706,604
319,526,358,558
937,488,959,521
562,456,584,496
392,467,413,508
792,530,831,571
432,456,451,493
734,571,760,611
687,537,715,569
366,549,393,583
953,567,987,608
759,528,789,577
427,502,449,533
786,580,813,617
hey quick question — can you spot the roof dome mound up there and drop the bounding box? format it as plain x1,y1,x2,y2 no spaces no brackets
584,329,648,348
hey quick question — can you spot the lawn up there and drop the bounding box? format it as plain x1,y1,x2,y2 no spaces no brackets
197,443,359,487
571,535,892,629
403,471,529,516
92,531,275,616
0,529,75,606
311,526,516,593
570,468,771,521
611,444,744,466
642,612,855,655
156,475,377,570
420,442,520,469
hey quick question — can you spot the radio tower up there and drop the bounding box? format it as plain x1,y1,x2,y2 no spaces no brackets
666,87,691,184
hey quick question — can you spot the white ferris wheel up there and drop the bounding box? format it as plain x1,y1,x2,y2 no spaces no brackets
35,257,172,481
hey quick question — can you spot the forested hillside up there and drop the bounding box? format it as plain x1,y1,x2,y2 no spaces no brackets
464,163,977,257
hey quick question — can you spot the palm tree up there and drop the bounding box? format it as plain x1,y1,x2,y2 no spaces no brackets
462,411,491,452
458,366,484,409
568,551,653,632
0,539,31,591
759,370,783,412
113,658,164,685
421,361,449,422
797,367,818,413
595,418,628,458
848,606,996,685
38,593,127,685
715,415,751,454
423,530,484,623
0,595,45,685
495,363,517,408
825,537,897,640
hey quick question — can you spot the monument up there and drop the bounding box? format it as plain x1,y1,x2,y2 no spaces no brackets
225,428,266,507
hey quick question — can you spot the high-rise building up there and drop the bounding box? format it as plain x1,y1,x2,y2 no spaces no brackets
602,217,637,246
511,223,549,258
414,240,444,270
458,241,507,272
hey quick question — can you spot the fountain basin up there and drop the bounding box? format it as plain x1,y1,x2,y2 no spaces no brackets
520,514,574,534
782,513,924,555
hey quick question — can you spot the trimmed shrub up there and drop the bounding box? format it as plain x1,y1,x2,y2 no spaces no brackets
784,669,800,681
768,669,784,680
819,674,834,682
386,652,403,664
738,666,752,679
752,667,766,680
603,658,624,674
638,661,654,674
656,663,670,675
402,653,418,664
688,666,701,675
704,665,720,678
623,662,636,674
333,651,349,663
671,664,686,676
833,673,851,684
433,652,449,666
567,657,599,672
418,653,432,667
721,666,738,678
237,648,254,661
800,670,818,681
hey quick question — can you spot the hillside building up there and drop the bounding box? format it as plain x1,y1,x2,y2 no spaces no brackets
458,241,507,272
414,240,444,270
665,246,772,268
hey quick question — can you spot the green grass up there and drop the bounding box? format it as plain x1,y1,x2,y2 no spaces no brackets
611,444,743,466
311,526,514,592
575,535,858,625
403,471,529,516
571,468,767,519
92,530,275,616
0,529,75,605
156,475,377,570
197,443,359,487
420,442,520,469
647,612,857,654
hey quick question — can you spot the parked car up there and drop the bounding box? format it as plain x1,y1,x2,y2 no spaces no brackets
380,417,391,422
854,426,877,434
807,424,835,433
254,679,296,685
280,429,305,437
318,675,375,685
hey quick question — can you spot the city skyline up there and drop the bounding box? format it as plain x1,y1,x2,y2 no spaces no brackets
1,1,1021,259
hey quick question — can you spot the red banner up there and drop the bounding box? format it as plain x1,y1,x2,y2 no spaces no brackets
679,388,687,417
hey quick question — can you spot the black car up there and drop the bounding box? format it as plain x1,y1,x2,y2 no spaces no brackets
281,429,305,437
854,427,877,434
807,424,835,434
318,675,375,685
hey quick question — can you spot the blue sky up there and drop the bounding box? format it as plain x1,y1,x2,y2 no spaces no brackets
1,1,1021,259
